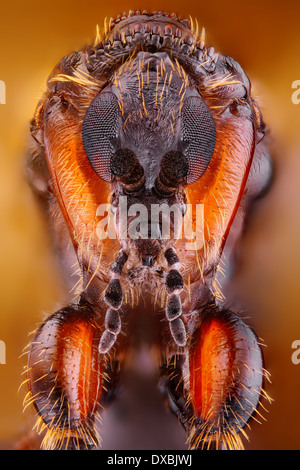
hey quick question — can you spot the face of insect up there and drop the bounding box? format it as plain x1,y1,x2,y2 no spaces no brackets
25,11,272,451
34,14,264,290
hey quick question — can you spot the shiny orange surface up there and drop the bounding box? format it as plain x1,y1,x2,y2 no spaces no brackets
57,318,102,420
190,318,233,421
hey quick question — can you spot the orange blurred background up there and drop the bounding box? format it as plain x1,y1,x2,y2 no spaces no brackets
0,0,300,450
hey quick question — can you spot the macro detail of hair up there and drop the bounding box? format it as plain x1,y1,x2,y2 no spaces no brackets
21,10,273,450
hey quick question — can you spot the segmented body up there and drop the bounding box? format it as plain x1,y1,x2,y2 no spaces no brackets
23,11,272,450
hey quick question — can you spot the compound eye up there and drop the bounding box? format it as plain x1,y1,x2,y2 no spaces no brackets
82,92,119,182
181,96,216,184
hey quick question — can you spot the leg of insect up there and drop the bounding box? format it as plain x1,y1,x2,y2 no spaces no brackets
98,250,128,354
26,299,105,450
164,247,187,347
161,304,266,450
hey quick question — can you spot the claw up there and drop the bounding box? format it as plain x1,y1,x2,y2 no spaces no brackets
188,309,264,449
161,307,265,450
27,302,104,450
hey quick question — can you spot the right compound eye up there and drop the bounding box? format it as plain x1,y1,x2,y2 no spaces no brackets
82,92,119,182
180,96,216,184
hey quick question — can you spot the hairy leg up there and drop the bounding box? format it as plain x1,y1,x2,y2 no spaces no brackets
25,299,106,450
161,305,270,450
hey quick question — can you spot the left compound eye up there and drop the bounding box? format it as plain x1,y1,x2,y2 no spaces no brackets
180,96,216,184
82,92,119,182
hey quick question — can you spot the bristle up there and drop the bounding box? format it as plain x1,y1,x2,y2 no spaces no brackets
94,24,102,47
199,27,205,48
